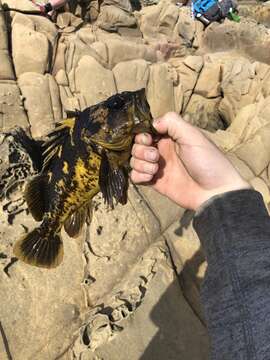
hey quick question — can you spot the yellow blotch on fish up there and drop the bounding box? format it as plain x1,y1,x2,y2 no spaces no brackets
62,161,69,174
13,89,156,269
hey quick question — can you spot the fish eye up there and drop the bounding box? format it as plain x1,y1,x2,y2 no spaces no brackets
108,96,125,110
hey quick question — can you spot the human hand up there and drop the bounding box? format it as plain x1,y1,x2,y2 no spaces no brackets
130,112,250,211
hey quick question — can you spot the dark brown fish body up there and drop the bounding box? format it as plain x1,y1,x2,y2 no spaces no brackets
14,89,155,268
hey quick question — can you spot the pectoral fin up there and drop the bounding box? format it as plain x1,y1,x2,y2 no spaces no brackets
99,151,128,208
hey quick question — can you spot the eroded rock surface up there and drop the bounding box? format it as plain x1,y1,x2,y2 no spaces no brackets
1,0,270,359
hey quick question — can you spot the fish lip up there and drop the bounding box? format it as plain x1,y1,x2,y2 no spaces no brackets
132,120,158,136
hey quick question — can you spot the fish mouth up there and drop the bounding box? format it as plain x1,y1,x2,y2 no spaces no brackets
132,90,158,136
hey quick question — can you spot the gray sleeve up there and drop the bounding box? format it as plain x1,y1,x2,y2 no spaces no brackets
193,189,270,360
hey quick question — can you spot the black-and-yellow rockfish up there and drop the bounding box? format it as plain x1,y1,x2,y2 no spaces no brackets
13,89,155,269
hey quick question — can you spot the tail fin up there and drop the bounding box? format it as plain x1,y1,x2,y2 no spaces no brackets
13,228,63,269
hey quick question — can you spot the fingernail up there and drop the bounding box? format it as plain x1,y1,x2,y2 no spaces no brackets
146,149,157,161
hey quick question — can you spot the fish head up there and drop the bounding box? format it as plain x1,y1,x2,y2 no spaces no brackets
106,89,155,142
88,89,156,151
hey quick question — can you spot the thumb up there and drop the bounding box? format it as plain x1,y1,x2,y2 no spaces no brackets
153,112,195,144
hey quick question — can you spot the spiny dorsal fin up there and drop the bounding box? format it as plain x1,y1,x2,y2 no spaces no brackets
25,175,48,221
99,151,128,209
42,118,76,171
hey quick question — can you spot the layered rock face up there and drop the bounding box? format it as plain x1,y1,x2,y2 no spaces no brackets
1,0,270,359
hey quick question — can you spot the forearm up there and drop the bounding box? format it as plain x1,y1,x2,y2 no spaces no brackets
193,189,270,360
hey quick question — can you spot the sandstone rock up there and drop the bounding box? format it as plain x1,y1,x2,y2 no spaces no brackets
12,22,49,76
2,0,37,11
201,19,270,64
0,7,14,80
228,97,270,142
103,0,133,12
138,185,184,231
250,177,270,204
66,37,108,75
105,39,157,69
90,41,108,65
57,12,84,29
55,69,69,86
226,153,254,181
177,6,196,46
48,74,63,123
164,214,206,323
59,85,80,113
0,218,84,360
75,56,116,106
239,3,270,28
183,55,204,73
169,57,203,111
18,73,56,137
0,81,28,130
136,0,179,42
195,61,221,98
218,58,261,125
76,27,96,47
204,129,239,153
147,63,175,117
74,247,209,359
0,50,14,81
113,59,150,92
52,40,67,75
97,5,136,31
234,124,270,175
185,94,223,132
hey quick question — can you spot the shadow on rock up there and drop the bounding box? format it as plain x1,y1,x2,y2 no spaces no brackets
140,248,209,360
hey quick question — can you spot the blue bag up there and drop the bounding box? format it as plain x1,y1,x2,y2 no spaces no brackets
192,0,238,25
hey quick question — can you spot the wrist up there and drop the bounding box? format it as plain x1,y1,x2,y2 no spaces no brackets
195,182,251,211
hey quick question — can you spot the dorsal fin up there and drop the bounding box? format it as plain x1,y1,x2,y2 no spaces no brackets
42,118,75,171
24,174,48,221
